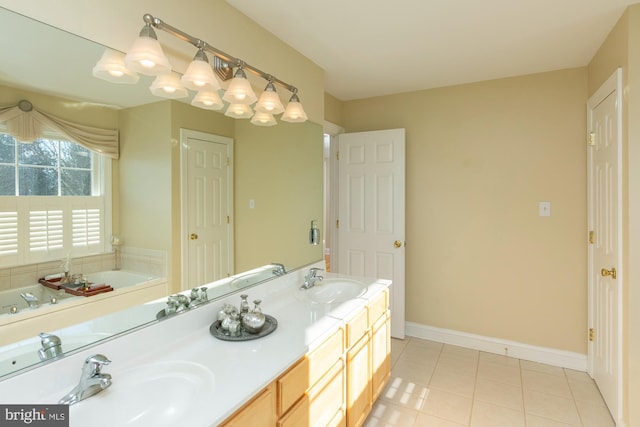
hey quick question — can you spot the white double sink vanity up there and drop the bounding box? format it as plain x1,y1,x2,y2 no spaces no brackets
0,262,391,427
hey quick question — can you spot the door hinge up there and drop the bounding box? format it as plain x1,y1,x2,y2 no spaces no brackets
587,132,596,147
589,328,595,342
226,215,230,224
336,151,340,161
589,230,595,244
336,219,339,229
226,157,230,166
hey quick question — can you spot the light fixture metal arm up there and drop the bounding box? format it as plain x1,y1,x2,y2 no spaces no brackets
142,13,298,93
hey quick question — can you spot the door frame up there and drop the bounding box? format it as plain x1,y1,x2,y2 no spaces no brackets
324,121,344,272
586,68,623,423
180,128,234,290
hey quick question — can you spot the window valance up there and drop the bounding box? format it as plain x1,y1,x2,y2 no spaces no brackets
0,100,119,159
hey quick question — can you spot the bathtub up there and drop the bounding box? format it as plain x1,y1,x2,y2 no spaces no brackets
0,284,73,315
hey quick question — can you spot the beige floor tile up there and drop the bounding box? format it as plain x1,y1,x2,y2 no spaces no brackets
470,400,526,427
568,378,606,405
401,347,443,366
525,414,579,427
441,344,479,362
521,360,565,376
379,375,430,410
434,354,478,377
419,388,472,425
479,351,521,368
524,389,581,425
522,370,572,399
364,400,418,426
575,398,615,427
563,368,593,384
392,358,436,386
429,366,476,397
414,413,467,427
474,377,523,411
477,362,521,387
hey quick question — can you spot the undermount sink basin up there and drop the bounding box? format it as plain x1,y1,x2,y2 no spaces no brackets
70,360,214,426
302,278,367,304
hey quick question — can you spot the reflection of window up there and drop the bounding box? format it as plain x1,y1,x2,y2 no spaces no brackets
0,131,110,267
0,133,95,196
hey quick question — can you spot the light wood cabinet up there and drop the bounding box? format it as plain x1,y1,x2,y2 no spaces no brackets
220,383,277,427
219,288,390,427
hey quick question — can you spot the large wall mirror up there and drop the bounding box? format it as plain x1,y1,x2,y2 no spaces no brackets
0,7,324,378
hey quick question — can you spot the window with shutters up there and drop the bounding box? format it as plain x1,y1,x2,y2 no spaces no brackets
0,131,111,267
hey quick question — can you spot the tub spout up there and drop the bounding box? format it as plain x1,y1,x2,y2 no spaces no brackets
20,292,39,308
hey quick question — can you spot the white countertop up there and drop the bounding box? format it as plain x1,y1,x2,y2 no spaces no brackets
0,264,391,427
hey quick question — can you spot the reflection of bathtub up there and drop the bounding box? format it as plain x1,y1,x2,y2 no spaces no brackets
0,285,73,315
0,270,167,347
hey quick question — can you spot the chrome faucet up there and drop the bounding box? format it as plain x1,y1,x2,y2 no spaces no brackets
20,292,39,308
59,354,112,405
272,263,286,276
38,333,63,361
301,268,324,289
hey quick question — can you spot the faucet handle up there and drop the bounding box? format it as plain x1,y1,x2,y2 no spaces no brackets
85,354,111,371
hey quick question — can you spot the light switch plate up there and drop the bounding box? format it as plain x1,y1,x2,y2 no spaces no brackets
539,201,551,217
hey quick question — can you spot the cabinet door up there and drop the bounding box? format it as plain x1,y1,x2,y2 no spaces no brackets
346,333,371,427
371,311,391,401
220,384,276,427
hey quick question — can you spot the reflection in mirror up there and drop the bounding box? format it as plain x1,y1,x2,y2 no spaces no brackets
0,6,323,379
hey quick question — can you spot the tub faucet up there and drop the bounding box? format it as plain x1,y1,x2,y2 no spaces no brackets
59,354,112,405
301,268,324,289
20,292,39,308
272,263,286,276
38,333,63,361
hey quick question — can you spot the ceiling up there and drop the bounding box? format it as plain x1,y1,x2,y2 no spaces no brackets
226,0,636,101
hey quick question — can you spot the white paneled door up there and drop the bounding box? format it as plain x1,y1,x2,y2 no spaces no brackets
181,129,233,290
337,129,405,338
587,69,621,423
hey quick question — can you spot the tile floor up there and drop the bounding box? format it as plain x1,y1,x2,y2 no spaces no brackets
364,337,615,427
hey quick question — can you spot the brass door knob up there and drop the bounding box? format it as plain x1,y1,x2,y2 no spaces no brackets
394,240,402,248
601,267,617,279
190,233,198,240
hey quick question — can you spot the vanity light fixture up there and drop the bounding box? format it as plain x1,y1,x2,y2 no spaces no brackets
222,66,257,105
149,72,188,99
181,48,221,91
255,80,285,115
124,22,172,76
191,90,224,111
250,111,277,126
94,13,308,126
92,49,139,84
224,103,254,119
281,92,308,123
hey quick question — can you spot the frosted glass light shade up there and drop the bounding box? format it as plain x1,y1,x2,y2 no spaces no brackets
255,83,284,114
224,103,254,119
222,69,257,105
250,112,277,126
191,90,224,111
150,73,188,99
181,50,221,91
92,49,139,84
281,94,308,123
124,28,171,76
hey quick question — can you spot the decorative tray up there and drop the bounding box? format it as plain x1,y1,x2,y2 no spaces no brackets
209,314,278,341
39,277,114,297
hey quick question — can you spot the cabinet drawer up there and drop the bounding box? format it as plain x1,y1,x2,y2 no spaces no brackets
346,307,369,348
278,360,345,427
367,289,388,326
277,328,344,415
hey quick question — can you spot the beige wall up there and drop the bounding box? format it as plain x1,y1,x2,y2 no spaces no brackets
588,5,640,426
234,120,324,272
0,0,324,125
324,92,344,127
342,68,588,354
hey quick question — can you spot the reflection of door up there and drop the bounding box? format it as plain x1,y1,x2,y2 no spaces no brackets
181,129,233,290
587,69,621,422
337,129,405,338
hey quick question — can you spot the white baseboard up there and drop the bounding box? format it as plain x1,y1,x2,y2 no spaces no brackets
405,322,587,372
